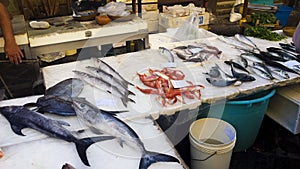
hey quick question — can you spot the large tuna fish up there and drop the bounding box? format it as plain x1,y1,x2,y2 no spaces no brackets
72,98,180,169
0,106,114,166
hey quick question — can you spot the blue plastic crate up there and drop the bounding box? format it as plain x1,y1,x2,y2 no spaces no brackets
275,5,293,26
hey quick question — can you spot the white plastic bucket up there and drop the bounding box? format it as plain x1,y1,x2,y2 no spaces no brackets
189,118,236,169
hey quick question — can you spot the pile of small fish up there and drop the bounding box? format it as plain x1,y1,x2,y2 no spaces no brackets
159,42,222,63
239,42,300,80
135,68,204,105
73,59,135,107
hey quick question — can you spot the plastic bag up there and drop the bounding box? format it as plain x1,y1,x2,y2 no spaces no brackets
173,12,203,41
97,2,130,17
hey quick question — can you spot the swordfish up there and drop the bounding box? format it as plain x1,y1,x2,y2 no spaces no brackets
0,106,114,166
72,98,180,169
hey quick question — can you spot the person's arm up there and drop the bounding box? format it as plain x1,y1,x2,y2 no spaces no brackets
293,21,300,53
0,3,24,64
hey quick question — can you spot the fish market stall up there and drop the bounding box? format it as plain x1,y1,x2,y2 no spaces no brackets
0,95,186,169
42,33,298,106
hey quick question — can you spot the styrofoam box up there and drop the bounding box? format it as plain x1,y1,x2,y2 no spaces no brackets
267,84,300,134
142,10,159,21
147,20,159,33
158,12,209,29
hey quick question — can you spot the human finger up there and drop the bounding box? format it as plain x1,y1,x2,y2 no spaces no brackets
6,55,14,64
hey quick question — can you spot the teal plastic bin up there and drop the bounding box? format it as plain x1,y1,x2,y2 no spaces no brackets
249,0,273,5
198,89,276,152
275,5,293,27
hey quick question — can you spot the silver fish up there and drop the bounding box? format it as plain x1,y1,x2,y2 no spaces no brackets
249,65,274,80
72,98,179,169
0,106,114,166
73,70,134,107
96,59,133,86
206,77,237,87
85,66,135,96
159,47,175,62
234,34,259,51
271,69,290,79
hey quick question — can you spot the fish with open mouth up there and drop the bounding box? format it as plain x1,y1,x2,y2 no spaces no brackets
0,105,115,166
73,70,135,107
45,78,84,97
72,98,180,169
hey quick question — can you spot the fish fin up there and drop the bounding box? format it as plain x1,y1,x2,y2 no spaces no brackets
89,126,103,134
23,102,38,109
75,136,115,166
56,120,71,126
117,138,125,148
11,124,26,136
139,151,179,169
101,110,128,116
120,96,128,107
128,90,136,96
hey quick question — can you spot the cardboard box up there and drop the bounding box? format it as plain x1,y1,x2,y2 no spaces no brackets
267,84,300,134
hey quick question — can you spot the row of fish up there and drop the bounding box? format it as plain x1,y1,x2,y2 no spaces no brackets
1,77,180,168
205,34,300,87
159,42,222,63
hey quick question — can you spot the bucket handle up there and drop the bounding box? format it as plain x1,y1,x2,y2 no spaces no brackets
191,151,217,161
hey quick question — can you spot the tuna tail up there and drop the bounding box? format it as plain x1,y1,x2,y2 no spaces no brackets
139,150,180,169
75,136,115,166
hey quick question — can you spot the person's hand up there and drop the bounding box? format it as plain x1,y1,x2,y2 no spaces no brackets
4,41,24,64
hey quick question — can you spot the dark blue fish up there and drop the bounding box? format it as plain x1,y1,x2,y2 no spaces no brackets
0,106,114,166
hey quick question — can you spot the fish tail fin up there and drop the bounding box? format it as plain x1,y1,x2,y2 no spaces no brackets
139,150,179,169
75,136,115,166
128,90,136,96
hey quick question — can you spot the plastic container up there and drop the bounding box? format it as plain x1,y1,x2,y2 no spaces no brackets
189,118,236,169
275,5,293,27
198,89,276,152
